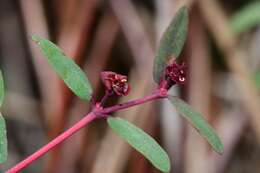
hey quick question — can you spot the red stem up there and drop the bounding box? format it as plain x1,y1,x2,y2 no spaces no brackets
101,90,165,115
6,89,167,173
5,113,97,173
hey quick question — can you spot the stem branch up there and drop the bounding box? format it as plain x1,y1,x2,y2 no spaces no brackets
101,90,165,114
6,89,167,173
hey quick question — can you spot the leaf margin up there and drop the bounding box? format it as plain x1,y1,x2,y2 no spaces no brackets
32,35,93,101
107,117,171,173
168,95,224,154
0,113,7,163
0,71,7,163
0,70,4,107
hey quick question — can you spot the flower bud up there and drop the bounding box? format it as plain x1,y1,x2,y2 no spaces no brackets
101,71,130,96
165,61,186,85
159,61,186,90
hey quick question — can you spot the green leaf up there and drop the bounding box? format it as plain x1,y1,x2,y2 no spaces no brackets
107,117,170,172
0,71,4,107
0,113,7,163
168,96,224,154
0,71,7,163
32,35,93,101
230,1,260,35
153,6,188,83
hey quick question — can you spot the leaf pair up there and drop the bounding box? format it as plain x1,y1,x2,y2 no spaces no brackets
0,71,7,163
152,5,223,155
105,8,189,171
106,7,223,173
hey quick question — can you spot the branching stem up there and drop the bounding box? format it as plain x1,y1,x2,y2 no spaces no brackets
6,89,167,173
100,89,166,115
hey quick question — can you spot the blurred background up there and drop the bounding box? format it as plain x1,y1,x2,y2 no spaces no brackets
0,0,260,172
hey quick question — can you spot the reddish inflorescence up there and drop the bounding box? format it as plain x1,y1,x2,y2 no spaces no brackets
101,71,130,96
160,60,186,90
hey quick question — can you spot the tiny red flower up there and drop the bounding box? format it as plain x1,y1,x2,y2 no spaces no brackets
101,71,130,96
159,60,186,90
165,61,186,85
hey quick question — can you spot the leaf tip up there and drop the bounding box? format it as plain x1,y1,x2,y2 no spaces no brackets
211,132,224,155
179,6,189,24
180,6,188,13
32,35,41,43
161,158,171,173
215,142,224,155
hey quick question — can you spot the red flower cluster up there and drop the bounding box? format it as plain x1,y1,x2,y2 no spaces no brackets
165,61,186,85
101,71,130,96
159,60,186,90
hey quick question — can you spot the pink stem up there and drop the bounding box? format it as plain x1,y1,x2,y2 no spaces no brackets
101,90,165,114
5,113,97,173
6,89,167,173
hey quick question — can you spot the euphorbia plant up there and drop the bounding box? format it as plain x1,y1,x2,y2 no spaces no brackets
0,6,223,173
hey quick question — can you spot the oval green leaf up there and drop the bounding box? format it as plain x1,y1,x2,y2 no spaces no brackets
153,6,188,83
0,113,7,163
32,35,92,101
107,117,170,172
0,71,4,107
168,96,224,154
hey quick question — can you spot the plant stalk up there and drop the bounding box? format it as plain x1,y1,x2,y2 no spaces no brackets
101,90,165,114
6,89,166,173
5,113,97,173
